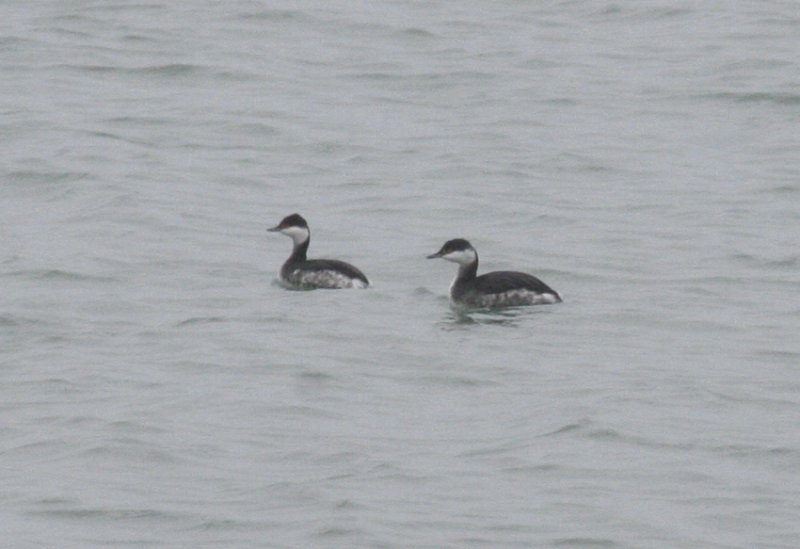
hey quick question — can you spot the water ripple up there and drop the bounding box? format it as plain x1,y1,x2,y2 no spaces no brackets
698,91,800,106
553,538,620,548
4,269,117,283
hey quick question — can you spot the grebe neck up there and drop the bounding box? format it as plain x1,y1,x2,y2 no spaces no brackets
289,237,309,263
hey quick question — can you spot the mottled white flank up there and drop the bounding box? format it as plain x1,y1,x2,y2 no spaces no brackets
453,288,560,309
288,269,366,289
280,225,309,245
441,248,477,265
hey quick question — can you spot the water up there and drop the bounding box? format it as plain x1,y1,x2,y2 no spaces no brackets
2,2,800,547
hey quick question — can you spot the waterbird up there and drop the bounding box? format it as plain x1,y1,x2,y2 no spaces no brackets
268,213,369,289
427,238,561,308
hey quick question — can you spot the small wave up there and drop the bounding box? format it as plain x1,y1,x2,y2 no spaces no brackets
238,9,304,22
235,121,280,136
699,91,800,106
713,444,798,459
0,314,20,327
80,443,180,464
174,316,227,327
7,170,90,185
540,422,586,437
334,499,364,510
750,348,800,362
0,35,39,47
594,6,696,21
756,183,799,195
3,269,118,282
586,427,626,442
59,62,202,78
316,526,363,539
104,115,170,126
191,518,255,531
652,7,694,18
273,404,341,420
297,370,335,382
212,69,261,82
398,27,438,39
538,420,699,452
553,537,620,548
131,63,201,77
106,420,164,435
36,497,74,506
412,286,437,297
459,439,524,458
33,506,184,522
4,269,116,283
503,463,560,474
418,374,498,388
764,255,800,268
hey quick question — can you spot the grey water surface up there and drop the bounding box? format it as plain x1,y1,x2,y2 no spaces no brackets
2,2,800,548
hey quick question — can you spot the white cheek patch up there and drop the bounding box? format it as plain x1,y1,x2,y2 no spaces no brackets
442,248,476,265
281,226,309,244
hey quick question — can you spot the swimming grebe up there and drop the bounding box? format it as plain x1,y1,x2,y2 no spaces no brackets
268,213,369,289
427,238,560,308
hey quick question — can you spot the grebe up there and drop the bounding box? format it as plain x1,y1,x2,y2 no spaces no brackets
268,213,369,289
427,238,560,308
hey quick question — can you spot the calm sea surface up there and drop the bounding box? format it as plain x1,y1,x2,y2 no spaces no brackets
2,2,800,548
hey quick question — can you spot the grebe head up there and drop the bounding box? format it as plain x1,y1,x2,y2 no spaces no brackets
427,238,477,265
268,213,309,245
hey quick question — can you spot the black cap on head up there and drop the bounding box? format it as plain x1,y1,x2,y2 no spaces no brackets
427,238,472,258
268,213,308,232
